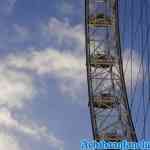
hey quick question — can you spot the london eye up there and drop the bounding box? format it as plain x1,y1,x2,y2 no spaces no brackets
85,0,150,144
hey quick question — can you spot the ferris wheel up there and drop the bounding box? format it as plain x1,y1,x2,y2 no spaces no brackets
85,0,150,143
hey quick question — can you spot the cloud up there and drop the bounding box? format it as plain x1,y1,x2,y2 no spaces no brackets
0,46,83,148
0,66,36,109
6,48,86,99
6,48,84,77
0,17,86,100
48,17,85,51
0,17,85,54
0,18,86,149
0,108,64,150
0,48,65,149
0,9,88,150
0,132,21,150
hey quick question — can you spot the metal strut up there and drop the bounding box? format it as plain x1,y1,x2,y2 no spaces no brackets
85,0,137,144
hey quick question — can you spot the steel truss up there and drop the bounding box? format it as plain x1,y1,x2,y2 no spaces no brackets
85,0,138,142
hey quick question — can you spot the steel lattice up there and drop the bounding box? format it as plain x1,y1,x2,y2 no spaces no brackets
85,0,137,142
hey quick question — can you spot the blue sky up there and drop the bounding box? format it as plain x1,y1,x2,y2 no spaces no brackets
119,0,150,140
0,0,90,150
0,0,150,150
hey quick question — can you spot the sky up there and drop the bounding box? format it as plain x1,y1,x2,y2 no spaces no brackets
119,0,150,140
0,0,91,150
0,0,150,150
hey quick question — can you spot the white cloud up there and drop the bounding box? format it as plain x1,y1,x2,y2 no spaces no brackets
0,17,86,100
48,18,85,51
0,132,21,150
0,108,64,150
6,48,86,99
0,11,89,150
0,18,86,149
7,48,84,77
0,17,86,105
0,67,35,109
0,49,65,148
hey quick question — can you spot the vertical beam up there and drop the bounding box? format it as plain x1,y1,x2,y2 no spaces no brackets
85,0,98,139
